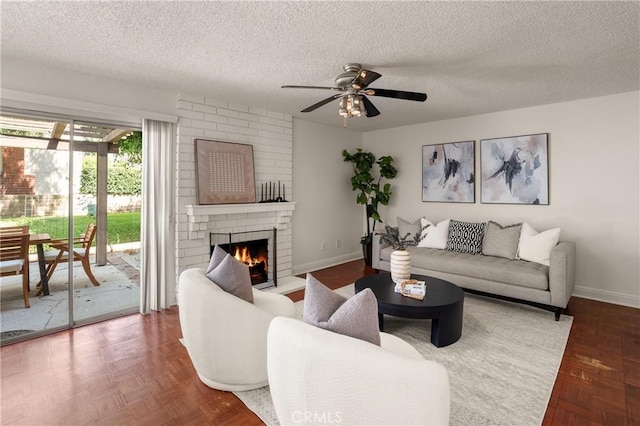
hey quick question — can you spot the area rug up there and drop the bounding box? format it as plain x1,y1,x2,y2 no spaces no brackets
234,284,572,425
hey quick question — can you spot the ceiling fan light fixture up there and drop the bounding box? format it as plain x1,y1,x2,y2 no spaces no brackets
283,63,427,121
338,97,349,117
337,95,364,117
350,95,363,117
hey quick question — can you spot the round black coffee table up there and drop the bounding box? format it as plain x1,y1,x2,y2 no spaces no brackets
355,273,464,347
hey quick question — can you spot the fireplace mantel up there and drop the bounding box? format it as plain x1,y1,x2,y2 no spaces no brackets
185,202,296,217
184,202,296,240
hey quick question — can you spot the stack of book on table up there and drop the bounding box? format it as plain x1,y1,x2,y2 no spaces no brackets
394,279,426,300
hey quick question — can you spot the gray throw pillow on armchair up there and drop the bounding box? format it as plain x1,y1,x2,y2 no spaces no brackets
206,253,254,303
206,245,228,273
303,274,380,346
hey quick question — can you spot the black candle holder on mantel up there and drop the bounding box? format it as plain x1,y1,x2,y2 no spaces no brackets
259,181,288,203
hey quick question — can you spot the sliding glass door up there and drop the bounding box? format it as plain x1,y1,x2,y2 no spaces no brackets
71,121,142,323
0,111,141,345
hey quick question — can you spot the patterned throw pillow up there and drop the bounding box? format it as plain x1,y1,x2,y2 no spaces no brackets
446,220,486,254
303,274,380,346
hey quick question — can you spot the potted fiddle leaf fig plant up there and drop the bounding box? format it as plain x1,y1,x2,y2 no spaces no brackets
342,148,397,266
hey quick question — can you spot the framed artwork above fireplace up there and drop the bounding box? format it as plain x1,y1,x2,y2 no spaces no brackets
195,139,257,204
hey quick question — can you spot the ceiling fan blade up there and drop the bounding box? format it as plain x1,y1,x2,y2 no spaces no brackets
366,88,427,102
301,94,342,113
362,96,381,117
282,85,340,91
351,69,382,89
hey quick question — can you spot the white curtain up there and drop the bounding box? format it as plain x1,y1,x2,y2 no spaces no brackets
140,119,176,313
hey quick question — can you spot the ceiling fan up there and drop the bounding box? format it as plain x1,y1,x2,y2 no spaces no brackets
282,63,427,122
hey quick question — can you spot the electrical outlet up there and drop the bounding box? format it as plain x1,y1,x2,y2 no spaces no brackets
320,241,326,251
335,239,341,248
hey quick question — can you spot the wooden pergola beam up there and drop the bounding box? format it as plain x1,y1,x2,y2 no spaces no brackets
102,128,130,143
51,122,66,139
0,134,120,153
46,122,67,150
74,141,120,154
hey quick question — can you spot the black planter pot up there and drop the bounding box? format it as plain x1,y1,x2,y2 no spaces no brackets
362,241,373,266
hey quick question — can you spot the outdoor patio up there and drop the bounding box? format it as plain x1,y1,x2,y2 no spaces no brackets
0,249,140,338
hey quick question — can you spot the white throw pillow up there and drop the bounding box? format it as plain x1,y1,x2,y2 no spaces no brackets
517,223,561,266
417,218,450,249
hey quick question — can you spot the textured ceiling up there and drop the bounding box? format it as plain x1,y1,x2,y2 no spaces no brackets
1,1,638,131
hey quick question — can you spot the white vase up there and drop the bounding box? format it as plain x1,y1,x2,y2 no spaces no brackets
390,249,411,283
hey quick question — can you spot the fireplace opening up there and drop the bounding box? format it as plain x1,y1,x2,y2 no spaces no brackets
220,239,268,285
210,228,277,289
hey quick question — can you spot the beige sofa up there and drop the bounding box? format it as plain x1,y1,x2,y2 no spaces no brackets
372,234,576,320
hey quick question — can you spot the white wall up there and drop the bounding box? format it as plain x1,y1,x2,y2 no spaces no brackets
1,57,176,123
292,119,363,274
364,91,640,308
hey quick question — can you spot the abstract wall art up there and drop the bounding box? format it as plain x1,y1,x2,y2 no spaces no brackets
422,141,475,203
195,139,256,204
480,133,549,205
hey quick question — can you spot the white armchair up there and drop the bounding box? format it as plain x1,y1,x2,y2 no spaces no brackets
178,268,296,391
267,316,450,426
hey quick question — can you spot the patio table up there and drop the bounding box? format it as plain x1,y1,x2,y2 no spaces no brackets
29,233,51,296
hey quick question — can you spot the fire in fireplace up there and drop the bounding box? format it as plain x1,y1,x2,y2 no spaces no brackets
211,228,277,289
220,239,268,286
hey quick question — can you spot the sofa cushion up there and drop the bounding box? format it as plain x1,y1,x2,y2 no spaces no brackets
380,246,549,291
206,254,254,303
303,274,380,346
446,220,486,254
397,217,422,245
518,223,561,266
417,218,450,249
482,221,522,260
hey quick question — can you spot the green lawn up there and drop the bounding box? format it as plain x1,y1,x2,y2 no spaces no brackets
1,212,141,246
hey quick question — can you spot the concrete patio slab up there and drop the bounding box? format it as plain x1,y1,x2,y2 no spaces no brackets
1,252,140,335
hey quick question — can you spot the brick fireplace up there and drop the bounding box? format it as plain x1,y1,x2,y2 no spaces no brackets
175,94,295,293
183,202,296,284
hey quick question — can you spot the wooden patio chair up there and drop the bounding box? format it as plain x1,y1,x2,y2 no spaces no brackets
38,223,100,290
0,225,30,287
0,225,29,235
0,232,31,308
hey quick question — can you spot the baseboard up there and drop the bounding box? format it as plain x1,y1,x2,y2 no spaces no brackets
292,251,362,276
572,285,640,308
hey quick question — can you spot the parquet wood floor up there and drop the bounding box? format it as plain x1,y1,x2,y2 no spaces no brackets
1,260,638,425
